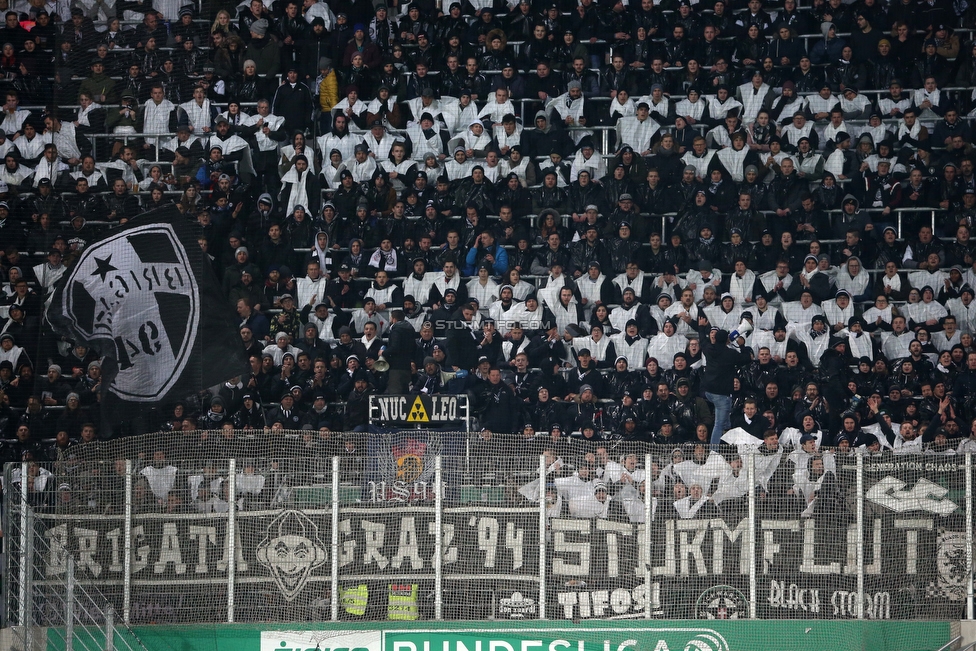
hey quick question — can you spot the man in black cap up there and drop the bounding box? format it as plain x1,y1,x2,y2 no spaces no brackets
570,223,611,278
264,390,304,428
326,263,359,309
331,166,364,220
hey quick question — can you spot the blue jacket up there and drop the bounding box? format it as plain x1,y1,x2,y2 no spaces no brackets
464,243,509,276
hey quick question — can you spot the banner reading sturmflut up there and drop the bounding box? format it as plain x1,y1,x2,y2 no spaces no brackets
47,206,248,433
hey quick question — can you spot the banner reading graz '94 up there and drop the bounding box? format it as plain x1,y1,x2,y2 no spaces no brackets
28,505,540,624
16,454,969,624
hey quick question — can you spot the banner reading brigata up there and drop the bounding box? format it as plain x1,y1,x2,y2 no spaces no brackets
11,445,969,626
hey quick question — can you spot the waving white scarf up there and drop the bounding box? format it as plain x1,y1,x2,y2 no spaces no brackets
281,166,310,216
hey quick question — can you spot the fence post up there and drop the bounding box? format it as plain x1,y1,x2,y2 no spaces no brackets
331,456,340,622
18,461,28,629
66,555,75,651
967,452,973,620
644,453,652,620
123,460,132,625
748,452,757,619
105,606,115,651
538,454,546,620
226,458,236,623
23,509,34,651
856,451,865,620
435,455,443,620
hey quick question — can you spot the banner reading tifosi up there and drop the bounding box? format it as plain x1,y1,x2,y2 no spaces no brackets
5,441,971,626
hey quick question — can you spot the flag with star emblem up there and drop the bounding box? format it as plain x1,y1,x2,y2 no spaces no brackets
47,205,248,433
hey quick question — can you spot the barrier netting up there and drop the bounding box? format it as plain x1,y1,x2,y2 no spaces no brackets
4,430,972,626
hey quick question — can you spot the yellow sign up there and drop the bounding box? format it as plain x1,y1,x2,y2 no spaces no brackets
406,395,430,422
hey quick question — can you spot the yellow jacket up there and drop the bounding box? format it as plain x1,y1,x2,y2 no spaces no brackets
319,72,338,113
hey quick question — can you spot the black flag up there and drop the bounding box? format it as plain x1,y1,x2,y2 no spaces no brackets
47,206,249,434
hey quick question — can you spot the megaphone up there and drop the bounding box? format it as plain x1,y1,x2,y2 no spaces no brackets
373,356,390,372
729,317,753,342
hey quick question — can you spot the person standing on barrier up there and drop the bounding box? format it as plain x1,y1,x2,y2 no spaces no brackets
384,309,414,394
699,321,749,448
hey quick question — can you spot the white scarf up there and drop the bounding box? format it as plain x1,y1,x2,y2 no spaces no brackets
368,248,399,273
313,233,332,275
281,167,309,216
882,273,902,293
717,146,749,181
77,102,103,127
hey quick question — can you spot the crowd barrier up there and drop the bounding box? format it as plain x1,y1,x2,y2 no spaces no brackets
3,430,974,628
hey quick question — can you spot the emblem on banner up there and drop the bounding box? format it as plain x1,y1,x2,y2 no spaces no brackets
498,592,537,619
61,223,200,401
930,530,966,601
393,439,428,482
406,396,430,422
695,585,747,620
256,510,327,601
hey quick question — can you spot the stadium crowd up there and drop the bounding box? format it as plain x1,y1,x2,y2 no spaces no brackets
3,0,976,488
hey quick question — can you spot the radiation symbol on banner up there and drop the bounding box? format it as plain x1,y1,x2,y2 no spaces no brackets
406,395,430,422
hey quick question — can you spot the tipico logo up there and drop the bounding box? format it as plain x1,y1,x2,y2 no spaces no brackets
260,631,381,651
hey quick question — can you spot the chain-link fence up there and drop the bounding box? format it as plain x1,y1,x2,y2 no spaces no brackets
4,430,973,627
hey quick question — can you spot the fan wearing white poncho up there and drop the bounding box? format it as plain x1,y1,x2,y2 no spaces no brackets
647,319,685,370
548,80,593,146
361,120,395,161
714,131,759,182
833,257,871,301
180,87,218,137
842,316,876,361
822,289,854,330
444,146,475,181
673,483,720,519
140,88,175,146
903,286,948,329
342,143,378,183
782,290,824,331
517,453,564,515
791,453,836,517
703,293,744,333
722,428,785,495
615,101,661,154
406,112,444,161
140,452,179,502
788,314,831,366
571,481,612,519
209,117,250,162
569,137,606,183
317,115,363,161
672,445,732,492
476,88,515,125
279,155,320,218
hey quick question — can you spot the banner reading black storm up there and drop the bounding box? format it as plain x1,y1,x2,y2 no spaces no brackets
46,206,249,433
15,453,969,625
